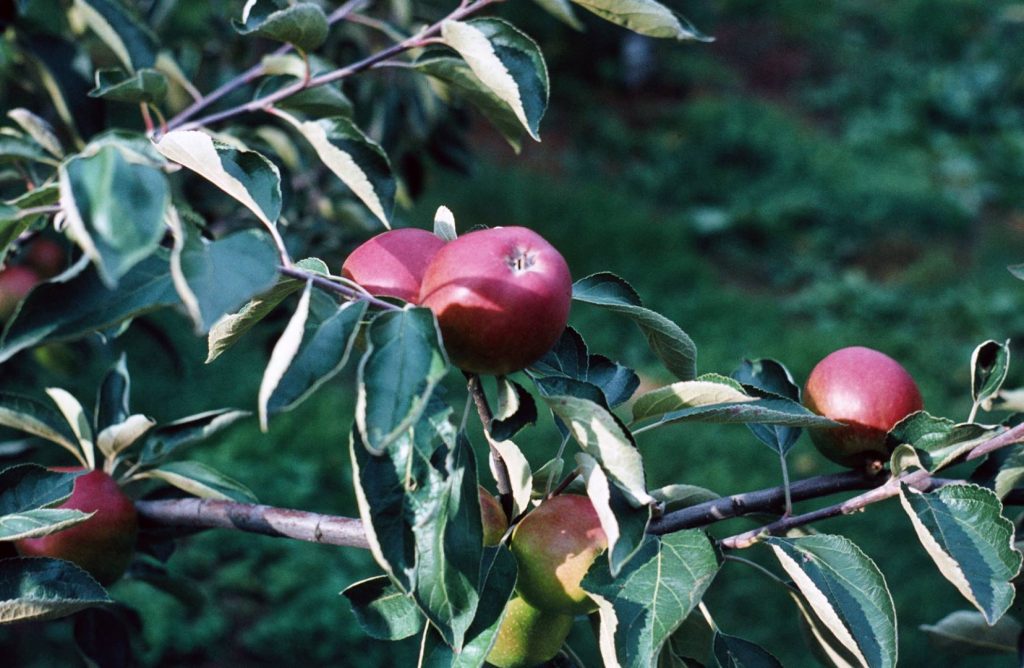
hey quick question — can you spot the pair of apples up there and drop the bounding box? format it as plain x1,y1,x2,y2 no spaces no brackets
341,226,573,376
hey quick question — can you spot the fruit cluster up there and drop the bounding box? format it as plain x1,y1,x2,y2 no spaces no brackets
0,237,65,320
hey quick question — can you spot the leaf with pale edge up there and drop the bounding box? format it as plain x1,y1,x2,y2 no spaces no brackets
440,19,548,142
920,610,1021,655
732,358,803,454
490,377,537,441
713,632,783,667
59,145,169,287
342,576,423,641
899,483,1021,624
972,340,1011,410
233,1,329,51
573,273,696,381
0,394,79,455
139,409,249,466
0,557,110,624
583,531,720,668
0,466,90,541
886,411,998,471
89,68,168,104
74,0,157,70
578,452,651,576
8,109,62,158
154,130,282,226
95,354,131,433
767,535,897,668
140,461,257,503
356,308,448,455
258,281,312,431
569,0,710,40
0,509,92,542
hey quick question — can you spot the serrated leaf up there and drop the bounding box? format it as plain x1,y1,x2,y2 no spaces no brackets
169,221,280,334
732,358,802,454
440,19,548,141
920,610,1021,655
138,409,249,466
972,340,1011,409
573,272,697,381
234,1,329,51
88,68,168,104
0,395,80,457
279,114,395,228
569,0,709,40
0,557,111,623
206,257,328,362
531,326,588,378
578,452,651,576
0,465,84,515
154,130,282,226
0,508,93,541
899,483,1022,624
74,0,157,71
59,145,169,287
140,461,257,502
583,531,720,668
887,412,998,471
343,576,424,641
767,535,897,668
267,295,366,415
713,632,783,667
542,393,654,507
94,354,130,433
259,280,312,432
95,414,155,461
8,109,62,158
356,308,448,455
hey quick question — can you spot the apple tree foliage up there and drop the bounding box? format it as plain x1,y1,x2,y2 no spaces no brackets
0,1,1022,666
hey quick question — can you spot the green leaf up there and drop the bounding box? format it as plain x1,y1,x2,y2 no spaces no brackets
920,610,1021,655
569,0,710,40
713,632,783,667
887,412,998,471
0,465,84,515
74,0,158,71
356,308,448,455
154,130,283,226
140,461,257,502
95,414,155,461
486,436,533,517
258,281,312,431
531,326,589,378
582,531,720,668
0,394,80,456
266,294,366,416
532,0,585,30
767,535,897,668
88,68,168,104
542,393,654,507
8,109,63,159
578,452,651,576
440,18,549,142
0,509,93,542
233,1,329,51
970,444,1024,498
573,272,697,381
972,340,1011,410
254,76,353,118
139,409,249,466
633,378,753,421
0,133,56,165
342,576,424,641
44,388,95,469
94,354,130,433
0,557,110,623
650,483,719,508
732,358,803,454
899,483,1022,624
170,225,281,334
59,146,169,287
789,591,862,668
587,355,640,408
490,377,538,441
279,114,395,228
206,257,328,363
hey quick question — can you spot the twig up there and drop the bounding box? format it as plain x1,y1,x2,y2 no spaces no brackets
468,374,514,520
547,468,579,499
135,498,370,549
277,265,401,311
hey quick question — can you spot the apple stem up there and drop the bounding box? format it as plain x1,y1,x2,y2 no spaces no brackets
467,374,515,520
547,468,580,499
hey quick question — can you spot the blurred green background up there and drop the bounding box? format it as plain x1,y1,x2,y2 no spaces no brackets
6,0,1024,665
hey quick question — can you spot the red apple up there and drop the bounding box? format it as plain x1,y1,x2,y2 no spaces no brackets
486,596,573,668
0,265,40,320
418,226,572,375
340,228,446,303
509,494,607,615
803,346,924,468
16,468,138,585
479,486,508,547
24,238,66,279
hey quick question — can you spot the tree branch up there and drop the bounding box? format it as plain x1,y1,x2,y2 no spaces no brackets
135,498,370,549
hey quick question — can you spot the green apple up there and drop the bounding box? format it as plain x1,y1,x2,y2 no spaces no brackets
803,346,924,468
485,596,573,668
510,494,607,615
15,468,138,585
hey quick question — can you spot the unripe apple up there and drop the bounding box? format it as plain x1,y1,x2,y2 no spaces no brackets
24,238,66,279
479,486,508,547
803,346,924,468
419,226,572,375
485,596,573,668
341,228,446,303
16,468,138,585
510,494,607,615
0,265,40,320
